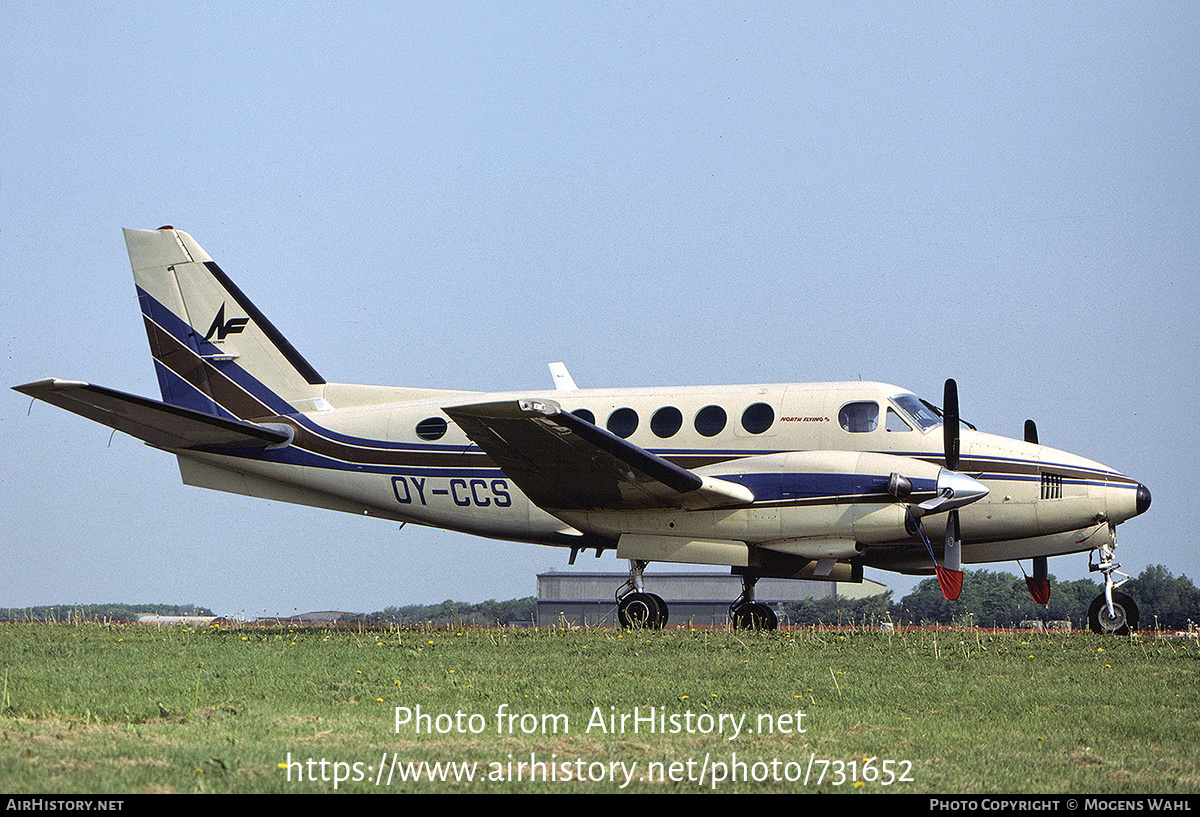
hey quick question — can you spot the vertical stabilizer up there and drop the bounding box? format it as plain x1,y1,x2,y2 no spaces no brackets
125,227,325,421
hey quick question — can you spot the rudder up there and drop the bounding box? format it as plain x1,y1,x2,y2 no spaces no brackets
126,227,326,421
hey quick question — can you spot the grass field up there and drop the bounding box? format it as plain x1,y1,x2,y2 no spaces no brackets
1,622,1197,794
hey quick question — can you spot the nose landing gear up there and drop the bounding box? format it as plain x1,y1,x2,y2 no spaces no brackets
1088,542,1140,635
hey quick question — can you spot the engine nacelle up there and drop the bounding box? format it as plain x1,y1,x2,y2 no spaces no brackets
572,450,968,560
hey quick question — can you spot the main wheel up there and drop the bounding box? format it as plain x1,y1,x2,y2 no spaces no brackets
731,602,778,631
647,593,668,627
1088,591,1139,635
618,592,666,629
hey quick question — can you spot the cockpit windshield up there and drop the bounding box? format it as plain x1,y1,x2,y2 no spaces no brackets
891,394,943,432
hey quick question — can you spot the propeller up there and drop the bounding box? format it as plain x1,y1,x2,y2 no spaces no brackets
938,379,963,601
898,379,984,601
1022,419,1049,603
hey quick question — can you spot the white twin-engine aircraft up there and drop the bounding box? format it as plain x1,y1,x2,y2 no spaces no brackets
16,228,1152,633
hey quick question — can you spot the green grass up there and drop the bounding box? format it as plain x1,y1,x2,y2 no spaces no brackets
1,622,1197,793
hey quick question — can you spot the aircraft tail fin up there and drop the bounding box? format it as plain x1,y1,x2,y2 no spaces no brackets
125,227,326,421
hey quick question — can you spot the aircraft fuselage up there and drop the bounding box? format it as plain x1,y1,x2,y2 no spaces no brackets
173,378,1146,576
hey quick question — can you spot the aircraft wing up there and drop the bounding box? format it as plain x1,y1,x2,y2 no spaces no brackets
14,378,291,451
443,399,754,511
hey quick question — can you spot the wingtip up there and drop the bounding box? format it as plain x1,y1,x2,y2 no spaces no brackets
13,378,87,396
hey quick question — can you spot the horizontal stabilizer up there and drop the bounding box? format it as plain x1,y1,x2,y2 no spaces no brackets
444,398,754,511
14,378,291,451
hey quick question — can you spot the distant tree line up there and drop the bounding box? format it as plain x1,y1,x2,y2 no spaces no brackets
0,603,216,622
783,592,892,626
889,565,1200,630
347,597,537,627
10,566,1195,631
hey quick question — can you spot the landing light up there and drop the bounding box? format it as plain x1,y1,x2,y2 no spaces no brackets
520,400,554,415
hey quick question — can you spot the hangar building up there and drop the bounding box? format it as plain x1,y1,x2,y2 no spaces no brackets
536,571,886,627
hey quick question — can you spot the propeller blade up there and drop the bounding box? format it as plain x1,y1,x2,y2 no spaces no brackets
1026,577,1050,604
943,379,960,471
1024,419,1038,445
1025,555,1050,604
938,509,963,600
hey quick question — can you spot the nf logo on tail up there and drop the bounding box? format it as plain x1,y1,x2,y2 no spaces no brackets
204,304,249,341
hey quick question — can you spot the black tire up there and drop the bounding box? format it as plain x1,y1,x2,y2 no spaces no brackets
731,602,778,631
618,592,666,629
1088,591,1139,635
646,593,669,627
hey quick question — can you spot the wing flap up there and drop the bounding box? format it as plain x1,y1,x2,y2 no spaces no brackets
443,399,753,511
14,378,291,451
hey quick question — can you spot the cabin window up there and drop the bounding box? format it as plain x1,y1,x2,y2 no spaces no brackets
651,406,683,438
415,416,448,441
741,402,775,434
607,407,639,438
886,407,913,432
838,401,879,433
694,405,727,437
571,408,595,425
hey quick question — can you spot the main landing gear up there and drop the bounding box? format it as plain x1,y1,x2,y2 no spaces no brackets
616,560,668,629
729,574,778,631
615,562,779,631
1088,542,1139,635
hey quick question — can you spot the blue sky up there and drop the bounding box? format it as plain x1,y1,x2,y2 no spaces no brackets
2,2,1196,617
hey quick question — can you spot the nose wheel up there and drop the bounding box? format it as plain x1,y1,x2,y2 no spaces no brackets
1088,589,1139,635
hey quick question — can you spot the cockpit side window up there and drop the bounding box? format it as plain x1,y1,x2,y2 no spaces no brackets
838,401,879,433
886,407,913,432
892,394,941,431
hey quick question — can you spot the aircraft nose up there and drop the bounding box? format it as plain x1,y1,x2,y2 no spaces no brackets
1136,483,1152,516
